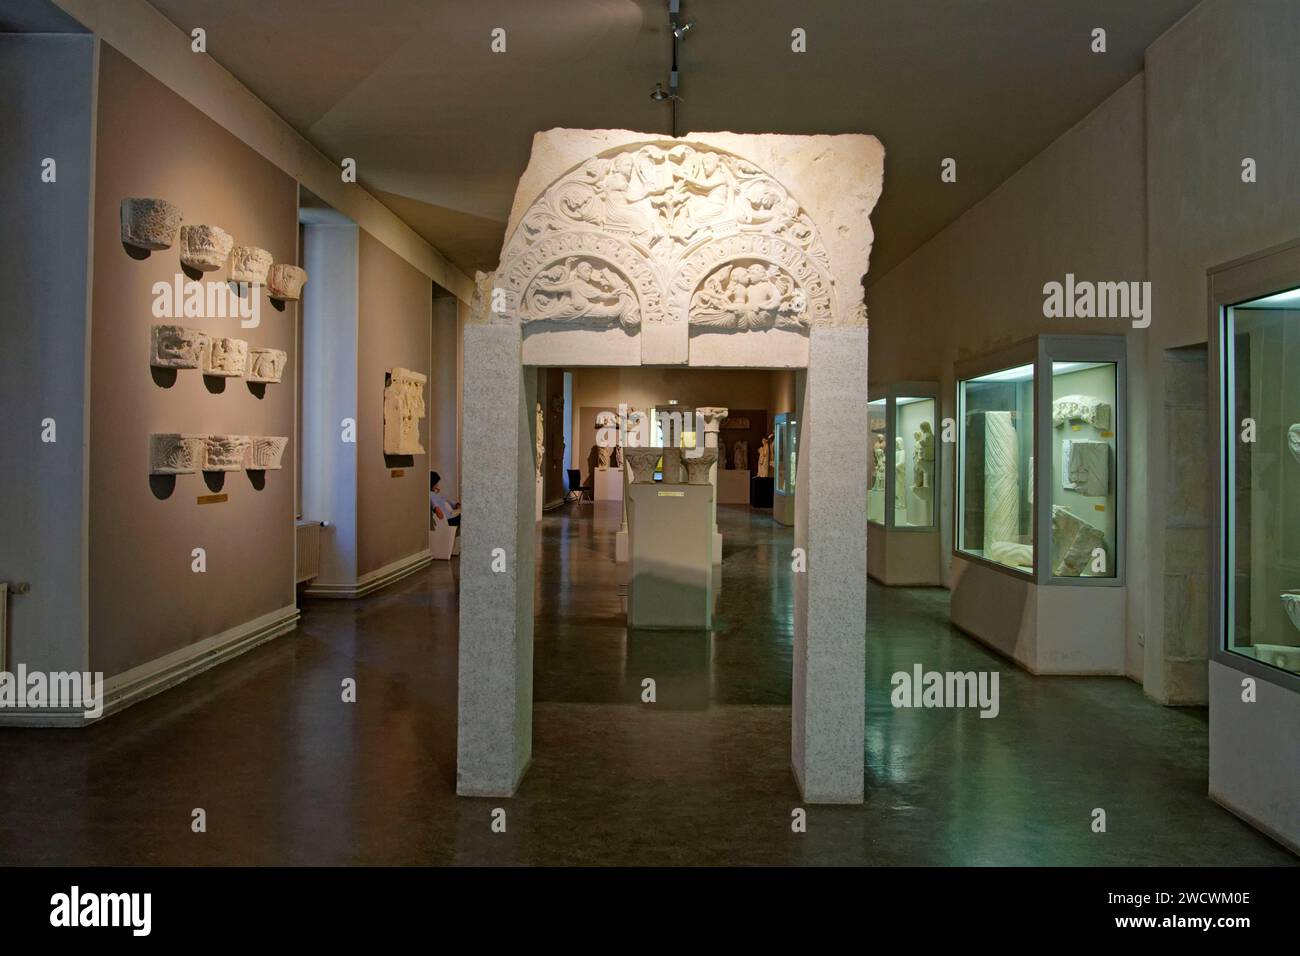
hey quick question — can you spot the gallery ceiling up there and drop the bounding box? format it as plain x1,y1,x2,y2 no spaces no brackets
145,0,1199,284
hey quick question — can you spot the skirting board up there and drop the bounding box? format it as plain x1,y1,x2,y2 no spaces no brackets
0,604,301,727
301,549,432,599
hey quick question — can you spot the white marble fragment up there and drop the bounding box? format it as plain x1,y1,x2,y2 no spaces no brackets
682,448,719,485
150,324,207,369
1052,394,1112,430
1051,505,1106,576
1062,439,1109,497
202,336,248,377
203,435,250,472
121,198,181,250
247,436,288,470
179,224,233,272
267,263,307,301
1282,592,1300,632
383,367,427,455
989,540,1034,569
246,347,287,383
983,411,1020,552
149,433,204,474
1289,424,1300,464
230,245,273,284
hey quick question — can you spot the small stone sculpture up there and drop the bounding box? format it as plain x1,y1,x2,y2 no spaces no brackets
1052,394,1112,430
150,324,207,369
149,433,204,475
757,434,773,478
895,437,906,509
683,448,719,485
203,336,249,377
248,436,288,470
121,198,181,250
246,347,287,384
267,263,308,301
872,436,885,490
1282,591,1300,633
179,224,233,272
383,367,427,455
203,435,251,472
230,245,274,284
1289,424,1300,464
535,401,545,478
732,439,749,471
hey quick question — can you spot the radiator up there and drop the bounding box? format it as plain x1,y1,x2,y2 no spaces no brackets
296,520,321,583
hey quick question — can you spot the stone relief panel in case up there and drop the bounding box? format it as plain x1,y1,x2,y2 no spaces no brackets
383,367,427,456
230,245,273,284
203,336,249,377
121,197,181,251
203,435,251,472
246,347,287,384
179,224,233,272
248,436,288,470
150,324,207,369
149,433,205,475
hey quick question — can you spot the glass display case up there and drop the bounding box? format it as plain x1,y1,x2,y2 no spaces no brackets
868,386,938,531
774,412,798,497
1219,283,1300,681
955,336,1125,583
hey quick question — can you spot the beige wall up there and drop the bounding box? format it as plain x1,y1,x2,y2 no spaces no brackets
89,43,297,676
429,296,459,500
356,230,433,578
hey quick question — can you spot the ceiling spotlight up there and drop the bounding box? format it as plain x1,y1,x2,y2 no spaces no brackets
672,20,694,39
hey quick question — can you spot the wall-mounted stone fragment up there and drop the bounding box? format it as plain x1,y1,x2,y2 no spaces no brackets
266,263,307,301
203,435,250,472
230,245,273,284
121,198,181,250
150,324,207,369
383,367,427,455
179,224,233,272
202,336,248,377
248,436,288,470
149,433,205,475
246,347,287,384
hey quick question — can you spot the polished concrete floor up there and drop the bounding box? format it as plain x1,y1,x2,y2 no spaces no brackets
0,502,1293,865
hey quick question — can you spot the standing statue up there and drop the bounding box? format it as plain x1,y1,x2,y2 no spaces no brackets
894,436,906,509
757,434,774,478
732,439,750,471
872,434,886,489
535,401,544,478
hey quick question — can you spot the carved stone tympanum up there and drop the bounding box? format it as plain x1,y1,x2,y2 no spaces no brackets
246,347,287,383
121,198,181,250
230,245,273,284
383,367,427,455
149,433,204,474
248,436,288,470
203,435,250,472
682,448,719,485
267,264,307,301
203,336,249,377
179,224,233,272
150,324,207,369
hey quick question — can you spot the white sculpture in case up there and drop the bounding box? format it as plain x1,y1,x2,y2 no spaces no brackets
1289,423,1300,464
203,336,249,377
1052,394,1112,430
150,324,207,369
230,245,273,284
1062,439,1109,496
203,435,251,472
246,347,287,384
150,433,205,474
383,367,427,455
1051,505,1106,576
179,224,233,272
248,436,288,470
121,198,181,250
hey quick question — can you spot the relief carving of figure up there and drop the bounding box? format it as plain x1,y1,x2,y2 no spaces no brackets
690,262,808,331
522,257,640,329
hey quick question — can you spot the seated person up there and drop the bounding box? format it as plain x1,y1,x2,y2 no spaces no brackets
430,471,460,527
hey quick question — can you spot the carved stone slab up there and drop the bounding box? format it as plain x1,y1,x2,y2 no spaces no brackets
1052,394,1112,430
150,433,204,474
983,411,1020,551
246,347,287,383
248,436,288,470
1051,505,1106,577
121,198,181,250
1062,439,1109,496
1282,591,1300,633
230,245,273,284
150,324,207,369
267,263,307,301
203,336,248,377
179,224,233,272
383,367,427,455
682,448,719,484
203,435,251,472
1289,423,1300,464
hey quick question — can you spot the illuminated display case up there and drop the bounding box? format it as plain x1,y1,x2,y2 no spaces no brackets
950,335,1126,676
867,383,942,585
773,411,798,526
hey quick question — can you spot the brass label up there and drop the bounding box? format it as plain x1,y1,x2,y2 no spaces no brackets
1099,430,1114,438
197,493,228,505
1071,424,1081,431
391,469,405,477
1094,504,1106,512
657,491,686,498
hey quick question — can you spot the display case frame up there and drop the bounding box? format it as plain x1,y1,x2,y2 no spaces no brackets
953,335,1127,587
1209,237,1300,695
773,411,798,526
868,382,941,533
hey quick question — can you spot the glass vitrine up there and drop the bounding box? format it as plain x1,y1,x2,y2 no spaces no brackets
955,336,1125,583
869,385,939,531
1220,283,1300,682
774,412,798,496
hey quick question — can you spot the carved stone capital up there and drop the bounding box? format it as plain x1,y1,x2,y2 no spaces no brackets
681,447,719,485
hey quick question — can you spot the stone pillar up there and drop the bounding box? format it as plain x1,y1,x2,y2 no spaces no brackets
696,406,728,564
457,308,535,797
792,326,867,803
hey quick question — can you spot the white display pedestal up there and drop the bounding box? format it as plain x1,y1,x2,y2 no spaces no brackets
535,474,543,523
627,483,713,629
594,466,623,501
867,526,942,586
906,485,933,526
867,488,884,525
717,468,751,504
